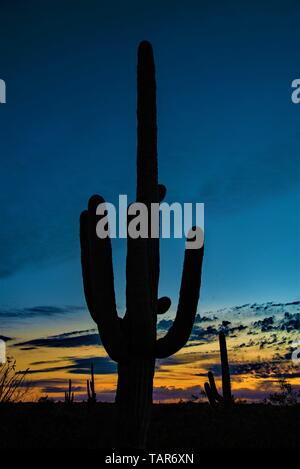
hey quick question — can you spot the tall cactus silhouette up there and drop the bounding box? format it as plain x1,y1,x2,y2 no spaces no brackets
87,362,96,405
80,41,204,448
205,332,233,408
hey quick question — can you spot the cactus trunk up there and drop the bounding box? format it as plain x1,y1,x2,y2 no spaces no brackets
87,362,96,404
114,42,157,448
219,331,232,403
115,358,154,448
205,332,233,408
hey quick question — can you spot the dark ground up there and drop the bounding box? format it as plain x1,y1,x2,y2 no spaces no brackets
0,402,299,449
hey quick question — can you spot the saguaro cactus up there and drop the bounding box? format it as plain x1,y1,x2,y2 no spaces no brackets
205,332,233,408
80,41,204,448
65,379,74,404
87,362,96,405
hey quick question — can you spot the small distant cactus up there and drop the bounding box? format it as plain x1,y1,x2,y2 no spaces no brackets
205,332,233,408
87,362,96,405
65,379,74,404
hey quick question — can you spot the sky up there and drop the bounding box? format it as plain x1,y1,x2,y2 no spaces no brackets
0,0,299,401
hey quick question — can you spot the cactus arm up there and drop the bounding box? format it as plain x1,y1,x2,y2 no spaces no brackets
158,184,166,203
80,196,128,363
80,211,95,317
157,296,171,315
91,362,96,400
91,362,94,392
204,372,224,408
155,243,204,358
204,382,218,408
208,371,224,403
87,195,117,319
87,379,90,400
219,332,232,404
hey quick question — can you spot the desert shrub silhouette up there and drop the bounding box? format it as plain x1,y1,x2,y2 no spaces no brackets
205,332,233,408
0,358,29,403
80,41,204,448
266,377,300,406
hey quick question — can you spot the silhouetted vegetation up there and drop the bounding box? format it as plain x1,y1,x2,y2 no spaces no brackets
205,332,233,408
0,358,29,403
79,41,204,448
266,377,300,406
64,379,74,404
0,402,300,448
87,362,96,405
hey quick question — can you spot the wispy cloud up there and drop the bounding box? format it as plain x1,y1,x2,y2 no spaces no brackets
153,385,202,401
16,328,99,349
25,356,116,375
0,305,86,319
8,300,300,402
0,334,13,341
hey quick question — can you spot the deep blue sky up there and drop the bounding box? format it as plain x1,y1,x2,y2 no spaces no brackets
0,0,299,317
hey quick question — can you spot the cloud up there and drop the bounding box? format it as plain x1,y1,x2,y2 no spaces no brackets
24,378,86,395
153,385,203,401
229,324,248,334
25,356,116,375
280,312,300,331
157,319,173,331
200,136,300,215
251,312,300,333
10,299,300,404
233,339,256,349
30,359,66,366
190,320,247,342
16,330,100,349
42,385,86,394
157,352,201,368
67,357,116,375
207,358,296,381
234,334,286,351
191,325,219,341
195,314,218,323
253,316,275,332
0,335,12,342
46,328,96,339
0,305,85,319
